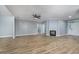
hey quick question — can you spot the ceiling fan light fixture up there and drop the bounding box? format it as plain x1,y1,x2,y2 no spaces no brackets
32,14,41,19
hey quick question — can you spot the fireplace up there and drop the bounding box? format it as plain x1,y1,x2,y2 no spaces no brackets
50,30,56,36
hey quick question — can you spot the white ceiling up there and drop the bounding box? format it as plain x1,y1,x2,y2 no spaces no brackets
6,5,79,21
0,5,12,16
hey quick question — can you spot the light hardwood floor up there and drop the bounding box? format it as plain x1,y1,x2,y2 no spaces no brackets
0,35,79,54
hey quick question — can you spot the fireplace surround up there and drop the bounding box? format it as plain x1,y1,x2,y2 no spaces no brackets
50,30,56,36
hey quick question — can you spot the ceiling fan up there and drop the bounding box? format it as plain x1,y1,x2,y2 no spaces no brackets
32,14,41,19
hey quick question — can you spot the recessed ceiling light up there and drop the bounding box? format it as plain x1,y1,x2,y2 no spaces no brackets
69,16,72,18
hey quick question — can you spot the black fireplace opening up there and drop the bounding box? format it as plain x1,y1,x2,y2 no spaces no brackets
50,30,56,36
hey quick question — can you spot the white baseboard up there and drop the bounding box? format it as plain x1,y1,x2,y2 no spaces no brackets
0,33,38,38
56,34,67,36
66,34,79,36
45,34,67,37
0,35,12,38
16,33,38,37
2,33,78,38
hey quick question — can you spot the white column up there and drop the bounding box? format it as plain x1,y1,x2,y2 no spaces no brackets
13,16,15,39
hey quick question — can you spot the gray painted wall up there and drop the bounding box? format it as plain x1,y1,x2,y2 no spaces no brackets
67,20,79,35
57,20,67,36
0,16,14,37
37,23,46,34
1,16,79,38
0,17,38,38
15,20,38,36
45,20,67,36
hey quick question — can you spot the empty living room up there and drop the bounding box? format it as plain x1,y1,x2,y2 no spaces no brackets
0,5,79,54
